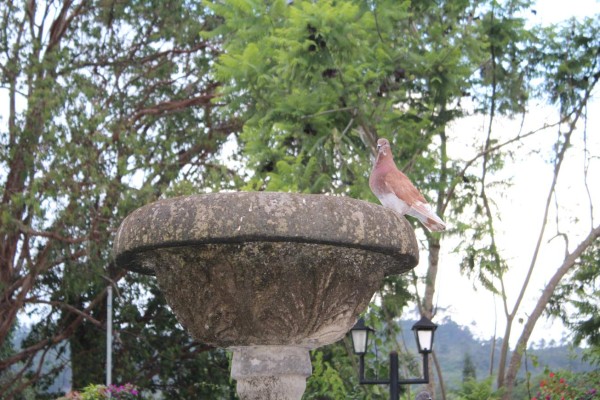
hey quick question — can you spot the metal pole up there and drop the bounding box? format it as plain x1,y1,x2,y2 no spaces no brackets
422,352,429,383
106,285,113,391
390,351,399,400
359,353,365,382
355,350,430,397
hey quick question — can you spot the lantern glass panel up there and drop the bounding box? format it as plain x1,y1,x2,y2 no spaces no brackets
416,330,433,352
351,329,369,355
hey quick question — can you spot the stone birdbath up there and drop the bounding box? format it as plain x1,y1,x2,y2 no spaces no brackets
113,192,418,399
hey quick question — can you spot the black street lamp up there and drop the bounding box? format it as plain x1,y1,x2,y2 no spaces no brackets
349,316,437,400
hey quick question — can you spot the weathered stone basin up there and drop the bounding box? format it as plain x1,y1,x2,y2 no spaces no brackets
113,192,418,399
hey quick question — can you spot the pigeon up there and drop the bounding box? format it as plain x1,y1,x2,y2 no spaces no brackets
369,138,446,232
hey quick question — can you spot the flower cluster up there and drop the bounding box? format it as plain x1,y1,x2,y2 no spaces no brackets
106,383,140,399
532,371,599,400
58,383,141,400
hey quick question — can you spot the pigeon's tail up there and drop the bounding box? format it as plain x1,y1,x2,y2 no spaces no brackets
423,216,446,232
409,202,446,232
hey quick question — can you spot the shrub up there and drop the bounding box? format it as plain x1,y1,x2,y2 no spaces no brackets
532,370,599,400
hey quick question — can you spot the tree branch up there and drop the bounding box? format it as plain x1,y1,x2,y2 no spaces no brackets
131,92,217,123
24,299,103,327
503,222,600,397
0,270,125,371
441,119,562,215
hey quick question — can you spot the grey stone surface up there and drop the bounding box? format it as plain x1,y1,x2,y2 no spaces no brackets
114,192,418,275
113,192,420,398
113,192,418,348
148,242,395,347
231,346,310,400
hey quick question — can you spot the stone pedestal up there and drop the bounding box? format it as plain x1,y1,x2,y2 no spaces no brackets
113,192,419,399
231,346,311,400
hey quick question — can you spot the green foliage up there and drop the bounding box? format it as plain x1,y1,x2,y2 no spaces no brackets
108,277,235,399
582,346,600,368
475,0,534,115
206,0,490,197
451,376,501,400
549,240,600,363
458,236,507,294
530,17,600,116
305,350,348,399
79,384,110,400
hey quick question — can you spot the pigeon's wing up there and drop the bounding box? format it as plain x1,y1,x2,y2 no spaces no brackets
383,169,427,205
384,169,446,232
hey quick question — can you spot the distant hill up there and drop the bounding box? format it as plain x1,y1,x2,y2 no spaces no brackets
398,317,593,391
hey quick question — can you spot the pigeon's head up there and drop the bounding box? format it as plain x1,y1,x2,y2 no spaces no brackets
376,138,391,156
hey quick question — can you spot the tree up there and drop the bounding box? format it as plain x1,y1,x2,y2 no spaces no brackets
0,1,238,397
549,229,600,365
456,17,600,399
207,1,600,399
462,353,477,383
205,0,503,397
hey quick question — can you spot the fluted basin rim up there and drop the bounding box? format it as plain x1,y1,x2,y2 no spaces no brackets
113,191,418,275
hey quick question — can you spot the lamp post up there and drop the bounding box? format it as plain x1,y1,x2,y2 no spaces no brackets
349,316,437,400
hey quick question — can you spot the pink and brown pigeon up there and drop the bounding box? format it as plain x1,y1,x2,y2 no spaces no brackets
369,138,446,232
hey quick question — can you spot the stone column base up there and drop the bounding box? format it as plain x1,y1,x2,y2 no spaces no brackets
230,346,312,400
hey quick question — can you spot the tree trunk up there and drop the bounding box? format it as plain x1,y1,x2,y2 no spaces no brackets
495,314,513,388
423,237,440,397
433,352,447,400
70,319,106,389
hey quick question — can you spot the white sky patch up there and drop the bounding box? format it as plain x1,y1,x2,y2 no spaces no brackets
427,90,600,346
529,0,600,26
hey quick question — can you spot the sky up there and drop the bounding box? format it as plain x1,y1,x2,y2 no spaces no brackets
424,99,599,347
416,0,600,346
528,0,599,27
